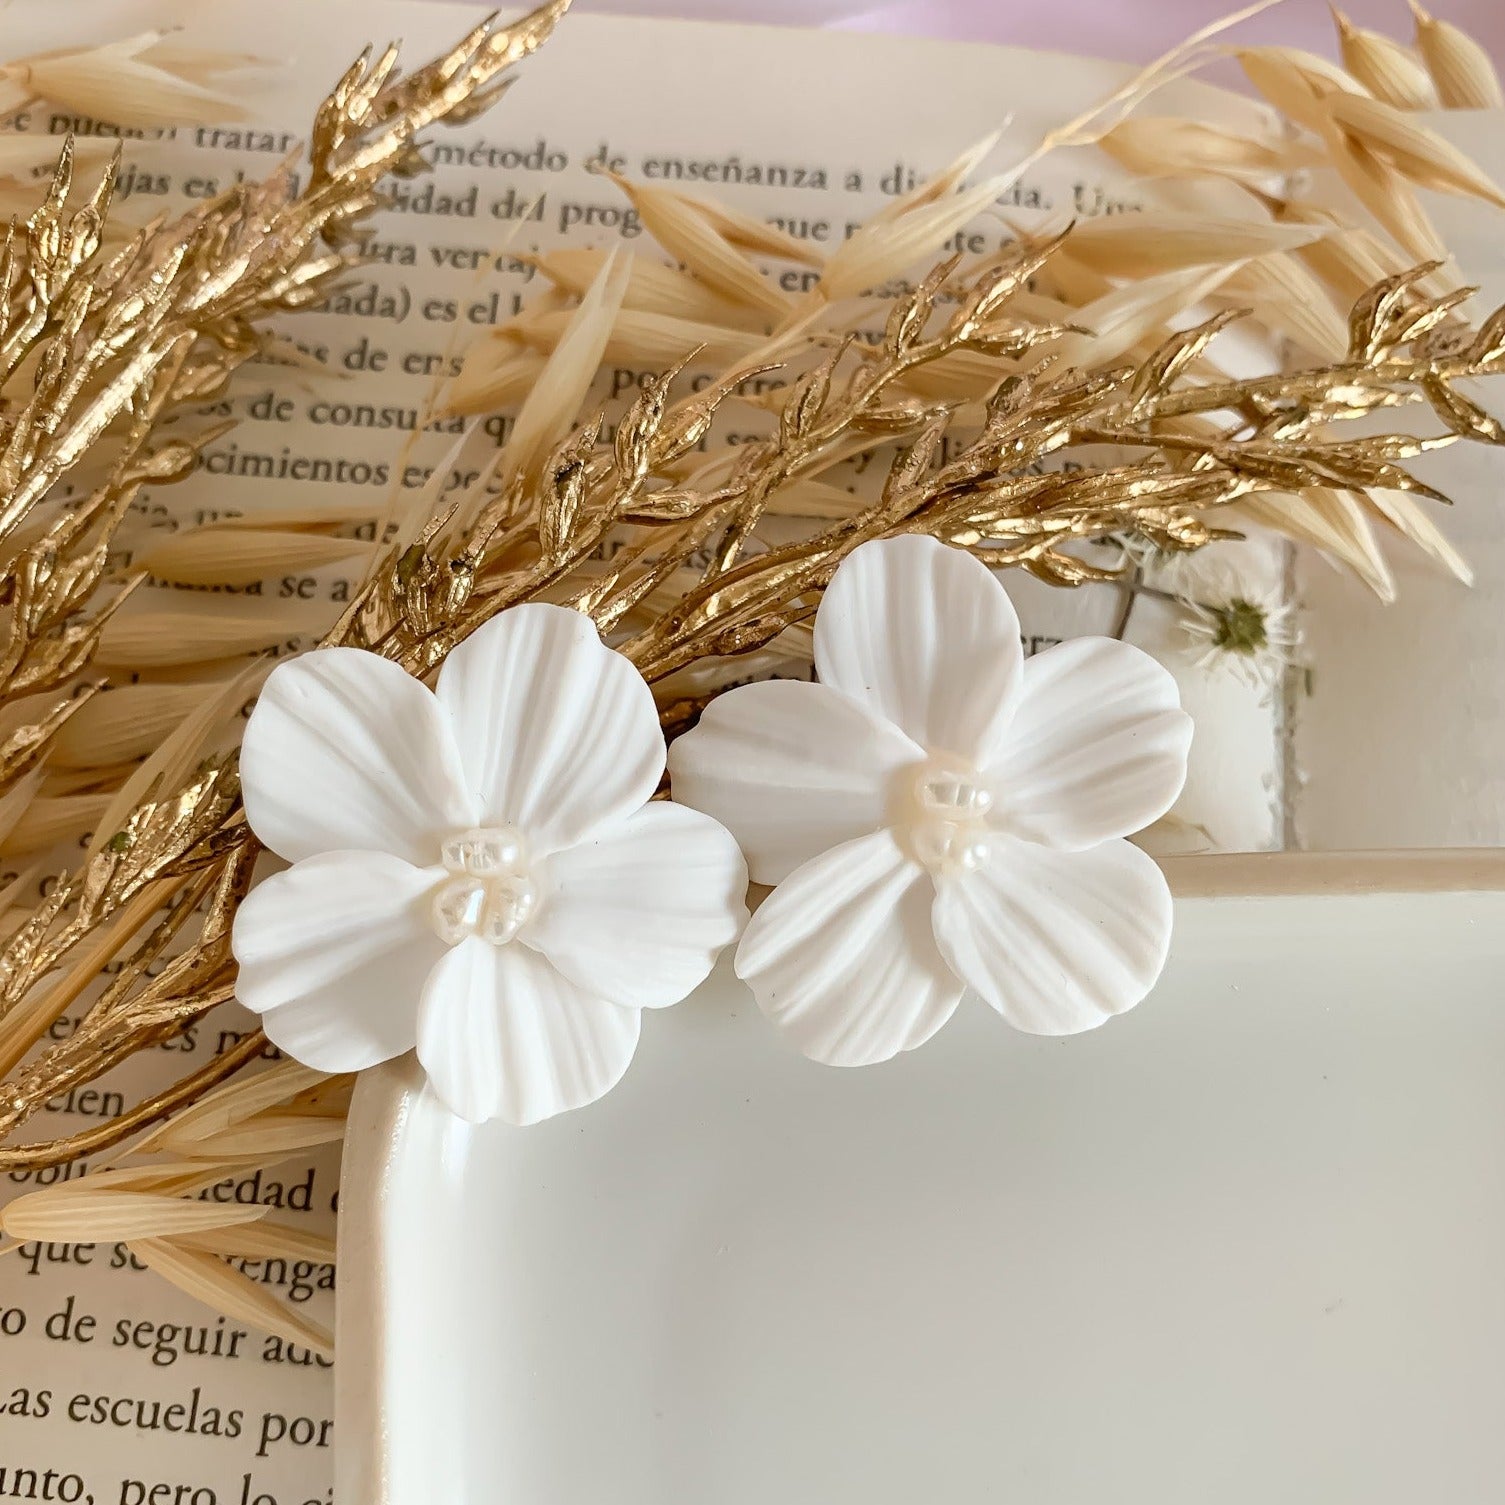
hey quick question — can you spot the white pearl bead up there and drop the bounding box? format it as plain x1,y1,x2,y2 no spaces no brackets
441,826,526,877
476,879,537,946
432,877,488,946
914,770,993,818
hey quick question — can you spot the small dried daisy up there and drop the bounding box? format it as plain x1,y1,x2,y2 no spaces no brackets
1108,530,1205,592
1180,578,1299,694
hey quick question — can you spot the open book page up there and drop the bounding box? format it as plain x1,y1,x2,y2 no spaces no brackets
1293,111,1505,851
0,3,1280,1500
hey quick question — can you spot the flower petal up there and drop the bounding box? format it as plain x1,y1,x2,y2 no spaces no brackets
931,837,1172,1036
988,638,1193,849
526,802,747,1008
233,852,447,1072
813,536,1024,764
240,648,475,866
416,937,642,1125
668,679,921,884
735,830,963,1067
435,604,664,857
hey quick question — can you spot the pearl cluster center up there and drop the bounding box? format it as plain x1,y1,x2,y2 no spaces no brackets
898,761,996,877
430,826,537,947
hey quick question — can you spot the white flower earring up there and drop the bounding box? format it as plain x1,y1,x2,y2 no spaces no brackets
232,604,747,1126
668,535,1193,1067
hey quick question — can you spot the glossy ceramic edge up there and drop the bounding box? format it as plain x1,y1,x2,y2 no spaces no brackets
332,848,1505,1495
1160,847,1505,897
335,1053,420,1504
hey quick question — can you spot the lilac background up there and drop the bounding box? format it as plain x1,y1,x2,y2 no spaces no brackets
568,0,1504,66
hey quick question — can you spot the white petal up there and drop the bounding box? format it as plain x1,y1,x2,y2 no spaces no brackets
813,536,1024,764
989,638,1193,850
668,679,921,884
233,852,446,1072
240,648,475,866
736,831,963,1067
416,937,641,1125
931,837,1172,1036
526,803,747,1008
435,604,664,857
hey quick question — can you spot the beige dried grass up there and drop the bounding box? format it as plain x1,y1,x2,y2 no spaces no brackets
135,528,375,589
1228,487,1395,599
50,683,217,769
1312,109,1451,266
1322,89,1505,205
93,602,332,670
534,247,765,327
1,793,111,857
1098,115,1312,183
131,1060,332,1154
1236,46,1369,135
130,1239,332,1356
175,1222,337,1265
492,250,632,485
2,1186,267,1243
508,303,763,372
1333,6,1438,108
0,1061,345,1352
600,172,792,317
1057,213,1323,277
817,174,1017,301
445,5,1505,613
1221,254,1350,358
1411,0,1505,107
0,31,258,127
83,664,263,864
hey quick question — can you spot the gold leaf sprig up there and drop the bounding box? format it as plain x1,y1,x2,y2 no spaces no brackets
0,0,570,828
19,3,1501,868
5,239,1505,1170
603,260,1494,686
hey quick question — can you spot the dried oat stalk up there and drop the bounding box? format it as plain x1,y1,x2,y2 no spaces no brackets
0,30,257,129
453,6,1504,616
0,1060,347,1355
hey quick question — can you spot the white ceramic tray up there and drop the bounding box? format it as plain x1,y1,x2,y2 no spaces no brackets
337,859,1505,1503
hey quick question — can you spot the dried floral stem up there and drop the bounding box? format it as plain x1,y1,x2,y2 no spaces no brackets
448,2,1505,622
8,1,1499,873
0,0,569,805
5,233,1505,1169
